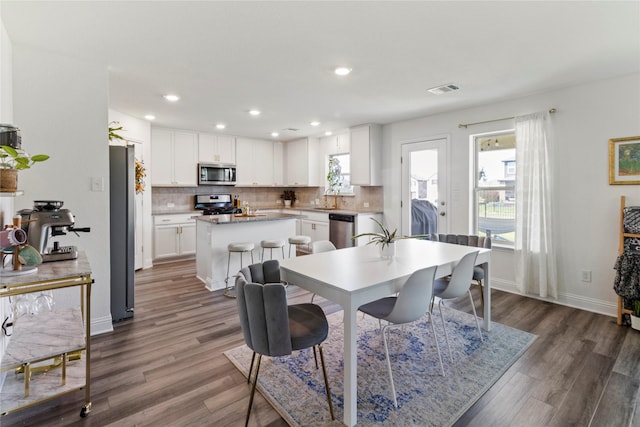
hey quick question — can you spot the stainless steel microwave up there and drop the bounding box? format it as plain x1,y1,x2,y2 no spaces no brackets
198,163,236,185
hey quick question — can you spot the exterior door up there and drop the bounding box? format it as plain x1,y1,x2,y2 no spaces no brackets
401,138,448,236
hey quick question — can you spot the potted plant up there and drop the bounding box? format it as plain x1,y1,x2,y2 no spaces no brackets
280,190,296,207
631,300,640,331
0,145,50,192
353,217,428,259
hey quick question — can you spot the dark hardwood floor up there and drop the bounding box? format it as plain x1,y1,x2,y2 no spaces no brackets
3,259,639,426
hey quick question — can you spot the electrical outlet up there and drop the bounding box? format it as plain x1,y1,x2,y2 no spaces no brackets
363,202,370,208
167,202,175,208
581,270,592,282
90,177,104,192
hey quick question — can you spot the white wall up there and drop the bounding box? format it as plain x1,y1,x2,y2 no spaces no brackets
383,72,640,316
12,44,113,335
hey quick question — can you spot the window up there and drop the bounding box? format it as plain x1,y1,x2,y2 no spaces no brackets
473,131,516,245
327,153,353,194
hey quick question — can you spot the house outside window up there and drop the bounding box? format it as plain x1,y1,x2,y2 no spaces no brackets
473,131,516,245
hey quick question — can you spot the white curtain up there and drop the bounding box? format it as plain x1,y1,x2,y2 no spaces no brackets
514,111,558,298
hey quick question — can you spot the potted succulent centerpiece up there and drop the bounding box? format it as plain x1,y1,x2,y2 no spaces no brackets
631,300,640,331
0,145,50,192
353,217,428,259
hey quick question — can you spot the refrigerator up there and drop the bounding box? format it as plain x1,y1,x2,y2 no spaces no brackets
110,145,135,322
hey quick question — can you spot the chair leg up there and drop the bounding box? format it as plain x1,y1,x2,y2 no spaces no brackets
312,345,319,369
247,351,256,384
468,289,484,342
427,312,446,376
477,279,484,312
438,301,453,360
317,344,335,421
281,246,285,259
381,325,398,408
310,293,316,303
245,354,262,427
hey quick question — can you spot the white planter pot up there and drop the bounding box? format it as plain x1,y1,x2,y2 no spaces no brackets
380,242,396,259
631,315,640,331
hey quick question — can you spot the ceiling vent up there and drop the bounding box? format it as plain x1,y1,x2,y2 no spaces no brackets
427,83,460,95
283,128,299,132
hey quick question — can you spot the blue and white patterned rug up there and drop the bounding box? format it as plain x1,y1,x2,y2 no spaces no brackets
225,308,536,426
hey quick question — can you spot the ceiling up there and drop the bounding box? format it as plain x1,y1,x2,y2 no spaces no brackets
1,1,639,140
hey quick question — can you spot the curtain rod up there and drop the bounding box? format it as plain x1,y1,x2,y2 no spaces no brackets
458,108,557,129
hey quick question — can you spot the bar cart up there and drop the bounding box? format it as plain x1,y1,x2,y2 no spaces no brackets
0,252,92,417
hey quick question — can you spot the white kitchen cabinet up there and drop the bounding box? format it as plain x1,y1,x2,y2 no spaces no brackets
153,214,197,260
350,124,382,186
285,137,320,186
299,211,329,242
151,128,198,186
354,213,383,246
324,132,350,155
236,138,276,186
272,142,284,186
198,133,236,164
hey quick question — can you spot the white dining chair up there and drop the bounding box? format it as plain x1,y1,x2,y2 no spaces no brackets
358,265,443,408
432,250,482,360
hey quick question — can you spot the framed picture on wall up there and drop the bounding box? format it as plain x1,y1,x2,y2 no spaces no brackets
609,136,640,185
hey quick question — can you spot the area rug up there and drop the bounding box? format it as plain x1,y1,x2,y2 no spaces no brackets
225,309,536,426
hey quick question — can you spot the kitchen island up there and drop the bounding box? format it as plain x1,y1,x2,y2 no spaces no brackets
195,212,302,291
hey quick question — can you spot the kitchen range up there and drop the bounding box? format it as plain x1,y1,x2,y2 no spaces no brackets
194,194,241,215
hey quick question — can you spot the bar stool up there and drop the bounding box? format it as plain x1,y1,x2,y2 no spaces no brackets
288,235,311,257
260,239,286,261
225,242,255,298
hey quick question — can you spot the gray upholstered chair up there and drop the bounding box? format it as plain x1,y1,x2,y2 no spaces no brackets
428,233,491,309
235,260,334,426
358,265,444,408
432,251,483,360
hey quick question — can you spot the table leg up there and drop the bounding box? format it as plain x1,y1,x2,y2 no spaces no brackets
343,305,358,427
482,262,492,331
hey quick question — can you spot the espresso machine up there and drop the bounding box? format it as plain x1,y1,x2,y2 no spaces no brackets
18,201,90,262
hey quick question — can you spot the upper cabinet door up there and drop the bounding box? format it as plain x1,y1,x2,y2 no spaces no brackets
350,124,382,186
151,129,174,186
235,138,275,186
285,137,320,186
151,128,198,187
172,131,198,186
198,133,236,164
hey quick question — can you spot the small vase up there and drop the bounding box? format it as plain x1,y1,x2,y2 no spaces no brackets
380,241,396,259
284,200,292,208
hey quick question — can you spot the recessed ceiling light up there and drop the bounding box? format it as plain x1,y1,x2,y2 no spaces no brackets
334,67,352,76
249,109,261,116
163,94,180,102
325,131,333,136
144,114,156,121
271,132,279,137
310,121,320,127
216,123,226,130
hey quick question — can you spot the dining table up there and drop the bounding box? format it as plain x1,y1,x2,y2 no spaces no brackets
279,238,491,427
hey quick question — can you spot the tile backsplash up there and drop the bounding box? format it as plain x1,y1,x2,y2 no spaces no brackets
152,186,383,214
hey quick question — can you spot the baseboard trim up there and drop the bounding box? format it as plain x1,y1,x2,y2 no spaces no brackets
491,279,617,318
91,315,114,336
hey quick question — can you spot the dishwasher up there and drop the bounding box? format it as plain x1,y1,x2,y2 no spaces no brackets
329,213,355,249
